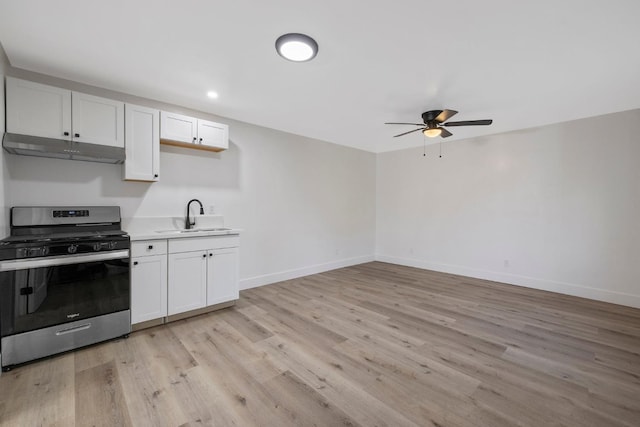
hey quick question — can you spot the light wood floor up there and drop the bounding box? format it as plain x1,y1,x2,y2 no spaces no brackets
1,262,640,426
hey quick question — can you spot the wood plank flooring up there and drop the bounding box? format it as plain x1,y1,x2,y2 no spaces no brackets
1,261,640,426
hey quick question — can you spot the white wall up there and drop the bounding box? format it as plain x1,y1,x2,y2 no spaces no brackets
377,109,640,308
3,68,376,289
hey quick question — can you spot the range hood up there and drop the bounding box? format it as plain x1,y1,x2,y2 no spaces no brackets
2,133,125,164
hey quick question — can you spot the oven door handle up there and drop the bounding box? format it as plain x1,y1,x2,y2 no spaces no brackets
0,250,130,272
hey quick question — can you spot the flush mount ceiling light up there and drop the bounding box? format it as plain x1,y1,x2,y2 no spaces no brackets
207,91,219,99
275,33,318,62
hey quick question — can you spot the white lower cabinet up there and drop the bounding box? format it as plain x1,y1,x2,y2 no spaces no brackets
129,235,240,323
167,236,239,316
167,250,208,315
166,236,239,317
207,247,239,306
131,236,240,323
131,240,168,325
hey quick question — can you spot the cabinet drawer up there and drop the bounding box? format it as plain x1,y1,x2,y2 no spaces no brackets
131,240,168,257
168,235,239,254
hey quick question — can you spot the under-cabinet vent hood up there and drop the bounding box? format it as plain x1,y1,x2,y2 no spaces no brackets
2,133,125,164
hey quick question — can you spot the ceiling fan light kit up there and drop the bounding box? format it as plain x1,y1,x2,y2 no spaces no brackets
385,109,493,139
423,128,442,138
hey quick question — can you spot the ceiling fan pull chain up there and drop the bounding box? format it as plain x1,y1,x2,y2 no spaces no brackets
423,135,426,157
439,141,443,158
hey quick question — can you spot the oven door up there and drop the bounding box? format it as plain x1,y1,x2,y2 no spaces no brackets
0,250,130,338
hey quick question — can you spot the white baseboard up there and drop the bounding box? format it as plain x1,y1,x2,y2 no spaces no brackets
375,254,640,309
239,255,375,290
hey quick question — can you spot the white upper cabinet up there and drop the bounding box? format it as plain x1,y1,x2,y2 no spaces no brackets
124,104,159,181
160,111,228,151
160,111,197,144
72,92,124,147
6,77,72,140
5,77,124,148
198,119,229,150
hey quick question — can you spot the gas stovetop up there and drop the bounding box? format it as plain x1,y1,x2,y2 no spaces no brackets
0,206,129,260
1,230,128,245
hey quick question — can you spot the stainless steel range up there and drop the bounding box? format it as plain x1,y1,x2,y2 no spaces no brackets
0,206,130,370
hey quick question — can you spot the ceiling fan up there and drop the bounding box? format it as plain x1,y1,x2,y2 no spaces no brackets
385,109,493,139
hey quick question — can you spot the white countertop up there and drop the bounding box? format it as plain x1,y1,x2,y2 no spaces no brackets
123,215,241,241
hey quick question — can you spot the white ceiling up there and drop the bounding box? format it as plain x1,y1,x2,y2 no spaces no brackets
1,0,639,153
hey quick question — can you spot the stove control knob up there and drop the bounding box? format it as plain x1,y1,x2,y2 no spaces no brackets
26,248,38,257
42,246,50,256
67,244,78,254
109,242,117,250
93,243,102,252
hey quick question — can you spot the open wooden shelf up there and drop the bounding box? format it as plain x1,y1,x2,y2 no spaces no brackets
160,139,225,153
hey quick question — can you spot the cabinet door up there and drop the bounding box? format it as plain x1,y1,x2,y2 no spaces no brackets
160,111,197,143
168,251,207,315
124,104,159,181
72,92,125,147
131,255,167,324
197,119,228,150
5,77,72,140
206,247,239,306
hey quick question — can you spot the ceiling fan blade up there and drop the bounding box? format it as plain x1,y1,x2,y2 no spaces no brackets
440,128,453,138
393,128,424,138
444,119,493,127
421,110,442,123
435,109,458,123
384,122,424,126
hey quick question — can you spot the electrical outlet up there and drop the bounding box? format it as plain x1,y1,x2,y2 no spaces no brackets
504,259,509,268
207,205,215,214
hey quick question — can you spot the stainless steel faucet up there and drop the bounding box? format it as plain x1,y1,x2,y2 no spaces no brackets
185,199,204,229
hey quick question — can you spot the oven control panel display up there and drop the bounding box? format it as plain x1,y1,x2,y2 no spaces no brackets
53,209,90,218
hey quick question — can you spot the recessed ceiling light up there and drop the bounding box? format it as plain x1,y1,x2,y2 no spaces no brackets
207,91,219,99
275,33,318,62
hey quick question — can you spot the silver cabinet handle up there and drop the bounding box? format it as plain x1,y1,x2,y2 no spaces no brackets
0,250,130,272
